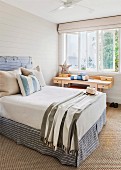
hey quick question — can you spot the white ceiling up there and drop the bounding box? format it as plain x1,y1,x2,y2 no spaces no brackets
2,0,121,24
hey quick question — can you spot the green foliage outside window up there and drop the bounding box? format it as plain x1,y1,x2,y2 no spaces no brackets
103,32,114,69
115,30,119,72
103,30,119,71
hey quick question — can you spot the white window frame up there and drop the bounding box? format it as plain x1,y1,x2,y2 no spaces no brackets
79,31,87,71
66,33,79,70
63,28,120,73
86,31,98,72
66,32,98,72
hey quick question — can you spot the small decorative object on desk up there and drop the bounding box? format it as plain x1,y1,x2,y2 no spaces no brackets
59,61,71,74
86,87,96,95
71,73,89,81
82,74,89,81
59,73,71,77
71,75,81,80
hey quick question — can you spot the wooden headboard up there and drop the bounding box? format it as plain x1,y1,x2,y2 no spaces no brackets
0,56,32,71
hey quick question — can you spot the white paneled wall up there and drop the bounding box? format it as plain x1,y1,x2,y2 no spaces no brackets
105,74,121,104
0,1,58,84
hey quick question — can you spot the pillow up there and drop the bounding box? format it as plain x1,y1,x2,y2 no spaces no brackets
17,74,41,96
0,69,21,98
21,66,46,87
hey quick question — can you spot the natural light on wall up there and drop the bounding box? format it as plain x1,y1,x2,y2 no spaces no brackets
63,28,120,73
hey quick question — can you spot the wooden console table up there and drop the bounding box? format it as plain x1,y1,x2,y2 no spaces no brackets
53,76,114,91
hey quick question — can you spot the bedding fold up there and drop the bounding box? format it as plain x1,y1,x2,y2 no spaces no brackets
40,91,102,155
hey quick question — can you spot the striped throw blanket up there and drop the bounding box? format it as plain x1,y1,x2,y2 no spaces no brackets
41,91,100,155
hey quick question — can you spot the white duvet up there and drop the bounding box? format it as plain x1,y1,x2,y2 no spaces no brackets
0,86,106,140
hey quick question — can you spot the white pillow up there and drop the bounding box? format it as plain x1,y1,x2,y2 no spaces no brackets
0,68,21,98
21,66,46,87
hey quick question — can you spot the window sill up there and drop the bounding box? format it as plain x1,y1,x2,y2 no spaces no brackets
69,69,121,76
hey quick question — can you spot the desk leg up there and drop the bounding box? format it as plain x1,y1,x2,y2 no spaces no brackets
99,88,103,92
61,81,64,87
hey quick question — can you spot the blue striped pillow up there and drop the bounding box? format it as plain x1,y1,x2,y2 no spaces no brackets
17,74,41,96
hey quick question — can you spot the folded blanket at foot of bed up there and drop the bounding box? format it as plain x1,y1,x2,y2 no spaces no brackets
40,91,102,155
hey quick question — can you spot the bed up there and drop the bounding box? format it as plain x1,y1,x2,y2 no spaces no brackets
0,56,106,167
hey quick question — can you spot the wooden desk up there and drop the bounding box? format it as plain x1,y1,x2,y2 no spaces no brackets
53,76,114,91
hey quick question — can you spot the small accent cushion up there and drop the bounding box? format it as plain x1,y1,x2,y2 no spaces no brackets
21,66,46,87
17,74,41,96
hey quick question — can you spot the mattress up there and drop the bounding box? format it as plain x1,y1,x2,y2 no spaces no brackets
0,85,106,140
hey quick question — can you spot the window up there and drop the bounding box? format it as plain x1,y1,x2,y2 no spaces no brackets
64,29,120,72
86,31,97,70
66,33,78,69
99,29,119,72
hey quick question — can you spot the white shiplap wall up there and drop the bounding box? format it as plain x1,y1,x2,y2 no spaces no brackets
0,1,58,84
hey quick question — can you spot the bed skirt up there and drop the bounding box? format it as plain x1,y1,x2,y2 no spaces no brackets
0,110,106,167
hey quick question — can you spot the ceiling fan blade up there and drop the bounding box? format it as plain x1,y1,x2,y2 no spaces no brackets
60,0,83,6
59,6,66,10
73,0,83,3
49,0,87,13
61,0,82,2
61,0,68,2
61,0,72,2
78,4,94,13
49,6,65,13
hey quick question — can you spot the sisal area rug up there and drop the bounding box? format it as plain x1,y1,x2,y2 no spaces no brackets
0,105,121,170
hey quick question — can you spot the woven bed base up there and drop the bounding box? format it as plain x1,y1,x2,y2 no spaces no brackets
0,110,106,167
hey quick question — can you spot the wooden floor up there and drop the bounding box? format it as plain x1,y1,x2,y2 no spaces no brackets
0,105,121,170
